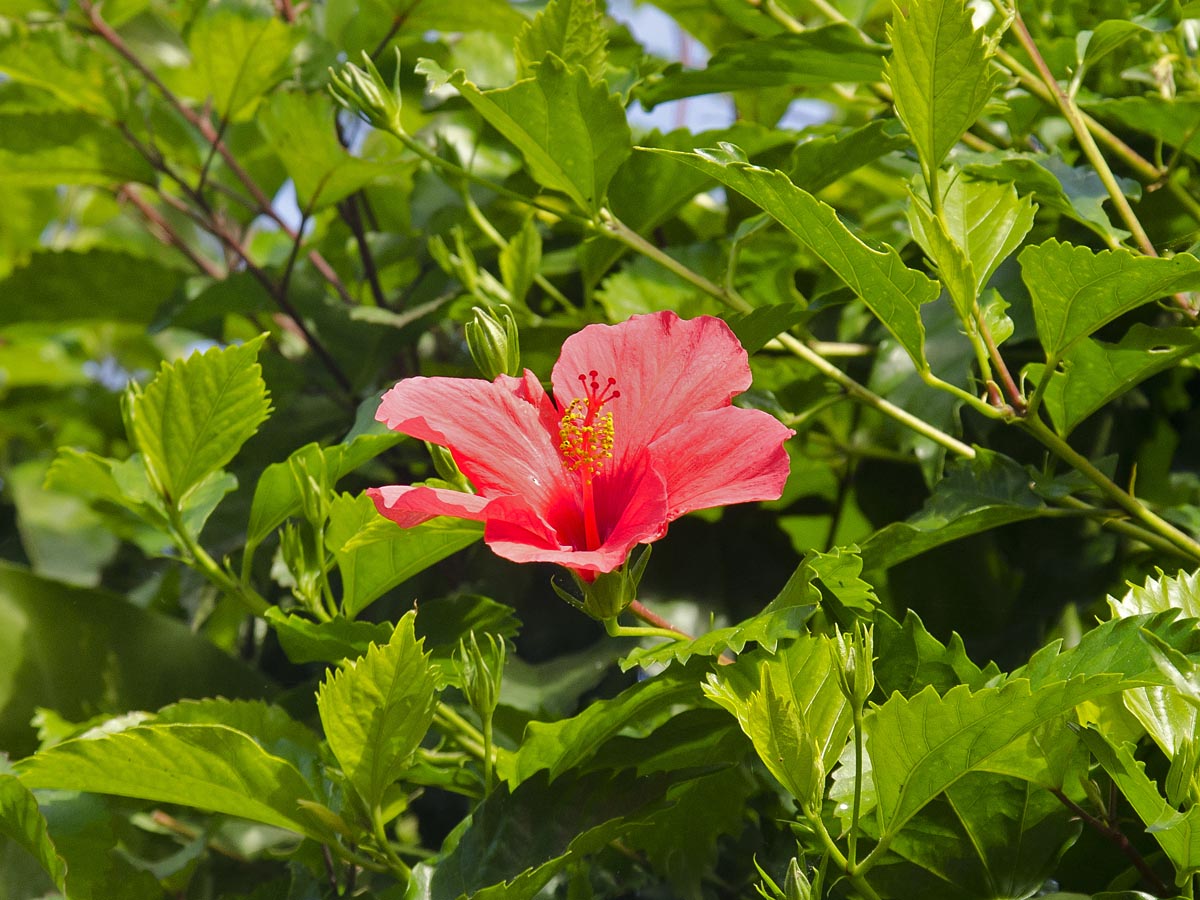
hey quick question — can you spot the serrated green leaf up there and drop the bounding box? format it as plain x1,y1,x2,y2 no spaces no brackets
316,611,438,808
153,698,324,784
1080,727,1200,876
428,767,682,900
637,26,885,108
874,609,1000,695
17,724,324,838
865,772,1081,900
130,336,271,505
326,492,483,618
258,91,401,210
908,177,1037,320
581,123,792,285
963,153,1135,245
511,665,703,786
419,54,630,213
1019,240,1200,363
789,118,911,194
515,0,608,81
0,249,183,325
1027,324,1200,436
885,0,1000,176
245,423,403,547
178,8,296,119
412,593,522,665
266,608,394,664
705,634,852,806
807,544,879,613
860,449,1046,571
645,149,940,368
868,674,1122,839
0,774,67,893
1109,568,1200,620
723,303,809,355
617,587,815,672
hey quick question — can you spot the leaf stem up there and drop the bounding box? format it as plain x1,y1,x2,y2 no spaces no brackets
434,703,488,759
165,503,270,616
1023,415,1200,562
1003,9,1158,259
370,804,413,882
804,804,884,900
848,704,865,869
1048,787,1172,898
600,212,979,459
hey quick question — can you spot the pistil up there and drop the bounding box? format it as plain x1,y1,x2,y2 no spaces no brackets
558,371,620,550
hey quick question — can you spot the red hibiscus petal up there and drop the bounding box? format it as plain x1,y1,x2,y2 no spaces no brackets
368,485,491,528
648,406,793,519
551,311,752,469
375,374,568,507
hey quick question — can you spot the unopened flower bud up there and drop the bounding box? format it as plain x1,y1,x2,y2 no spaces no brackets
426,442,471,493
831,621,875,708
456,631,505,719
783,858,812,900
465,304,521,380
328,49,404,136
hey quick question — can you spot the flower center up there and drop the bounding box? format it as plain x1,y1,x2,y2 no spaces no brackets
558,371,620,550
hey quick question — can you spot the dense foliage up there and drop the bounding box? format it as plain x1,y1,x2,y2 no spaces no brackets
7,0,1200,897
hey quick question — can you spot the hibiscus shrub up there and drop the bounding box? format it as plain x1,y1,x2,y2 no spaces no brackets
6,0,1200,897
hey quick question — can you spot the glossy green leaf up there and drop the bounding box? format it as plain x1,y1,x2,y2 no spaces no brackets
1019,240,1200,362
419,55,630,213
499,217,542,307
723,303,809,355
265,608,393,664
0,775,66,893
316,611,438,808
1109,567,1200,620
860,450,1046,571
646,148,940,368
705,634,852,807
1081,96,1200,162
581,123,792,285
130,336,270,506
637,26,885,108
18,724,324,838
326,492,483,618
908,177,1036,319
618,583,815,672
427,767,682,900
515,0,607,80
258,91,400,210
885,0,999,175
511,665,703,786
0,563,267,758
1079,12,1175,68
874,609,1000,696
868,674,1122,839
1027,324,1200,436
412,593,522,665
0,249,182,325
178,8,296,119
245,421,403,547
1080,727,1200,877
866,772,1080,900
789,118,911,194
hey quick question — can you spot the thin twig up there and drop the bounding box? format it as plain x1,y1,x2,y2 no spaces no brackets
116,184,225,279
1049,787,1173,898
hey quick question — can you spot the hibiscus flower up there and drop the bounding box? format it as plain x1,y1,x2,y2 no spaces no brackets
368,311,793,578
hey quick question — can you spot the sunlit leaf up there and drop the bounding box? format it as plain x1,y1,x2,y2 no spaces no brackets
316,611,438,808
129,336,270,506
645,149,940,369
515,0,608,80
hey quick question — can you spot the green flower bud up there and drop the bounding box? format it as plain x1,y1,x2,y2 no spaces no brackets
831,621,875,708
783,858,813,900
465,304,521,380
328,49,404,136
456,631,505,720
426,442,471,493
